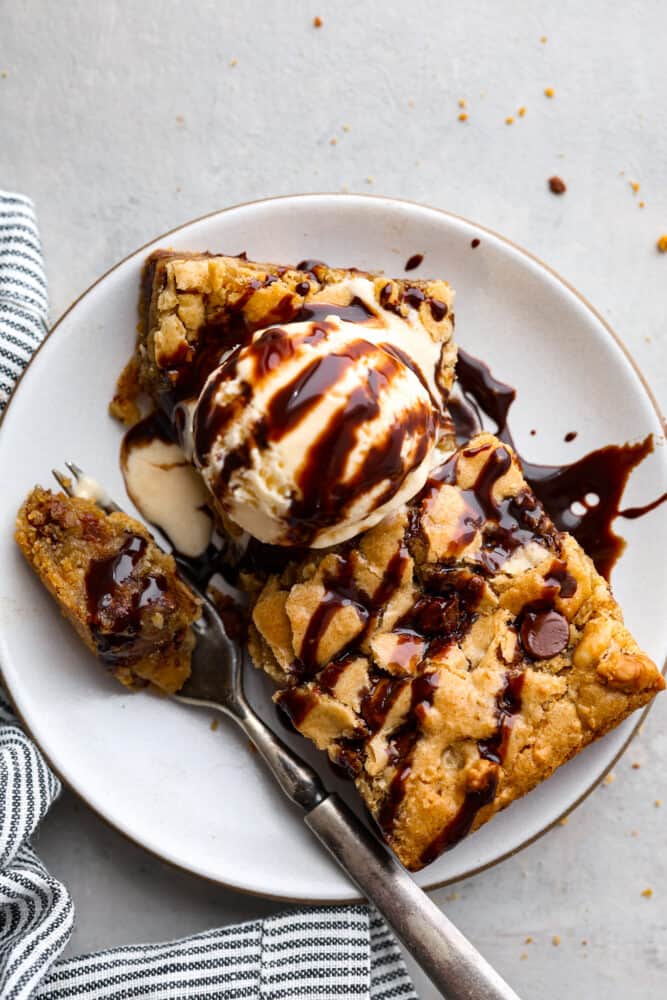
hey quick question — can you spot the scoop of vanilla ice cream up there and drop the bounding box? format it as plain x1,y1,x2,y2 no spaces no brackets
192,278,449,547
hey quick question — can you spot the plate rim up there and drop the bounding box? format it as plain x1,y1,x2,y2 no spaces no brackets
1,191,665,904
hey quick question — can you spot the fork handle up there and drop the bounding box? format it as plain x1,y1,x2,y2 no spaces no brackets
306,795,521,1000
237,709,519,999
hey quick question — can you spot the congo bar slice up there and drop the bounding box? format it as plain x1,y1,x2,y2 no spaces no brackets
16,487,200,693
249,433,664,871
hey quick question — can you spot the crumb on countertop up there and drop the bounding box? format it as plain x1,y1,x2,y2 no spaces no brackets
210,717,219,731
603,771,616,785
518,106,526,117
544,87,555,98
525,936,533,944
549,176,567,194
655,799,662,807
552,935,561,946
641,888,653,898
630,181,640,194
458,112,468,122
459,98,467,108
540,36,548,43
657,235,667,253
229,58,238,67
505,116,514,125
631,761,641,769
313,16,323,27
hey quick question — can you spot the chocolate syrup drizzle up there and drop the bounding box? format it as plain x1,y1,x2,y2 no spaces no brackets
85,533,168,664
192,317,438,546
452,348,665,580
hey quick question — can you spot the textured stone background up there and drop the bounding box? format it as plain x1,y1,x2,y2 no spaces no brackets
2,2,666,997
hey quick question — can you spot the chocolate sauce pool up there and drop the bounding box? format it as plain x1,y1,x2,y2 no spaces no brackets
452,348,666,579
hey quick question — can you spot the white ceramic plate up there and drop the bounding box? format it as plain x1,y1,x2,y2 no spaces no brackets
1,195,665,902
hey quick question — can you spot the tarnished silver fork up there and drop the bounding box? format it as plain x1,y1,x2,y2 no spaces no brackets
53,461,520,1000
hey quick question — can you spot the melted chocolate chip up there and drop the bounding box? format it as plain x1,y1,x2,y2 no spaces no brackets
429,298,448,321
471,238,481,249
403,287,425,310
296,258,327,273
520,609,569,659
564,431,577,443
544,560,577,598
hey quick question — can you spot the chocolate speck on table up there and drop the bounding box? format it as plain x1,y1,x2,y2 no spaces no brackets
404,253,424,271
549,176,567,194
530,429,537,436
471,237,480,248
564,431,577,442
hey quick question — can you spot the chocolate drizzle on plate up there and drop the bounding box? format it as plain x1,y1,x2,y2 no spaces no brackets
452,348,665,579
404,253,424,272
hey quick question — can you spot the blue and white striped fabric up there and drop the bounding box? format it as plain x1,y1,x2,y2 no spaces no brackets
0,191,418,1000
0,192,48,413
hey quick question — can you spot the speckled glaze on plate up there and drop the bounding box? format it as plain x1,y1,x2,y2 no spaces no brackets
0,194,665,901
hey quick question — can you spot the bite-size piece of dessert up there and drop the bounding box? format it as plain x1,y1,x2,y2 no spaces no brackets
16,487,200,693
248,433,664,871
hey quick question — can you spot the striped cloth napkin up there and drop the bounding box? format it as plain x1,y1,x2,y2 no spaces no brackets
0,191,418,1000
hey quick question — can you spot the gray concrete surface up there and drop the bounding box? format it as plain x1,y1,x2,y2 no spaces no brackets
2,2,667,997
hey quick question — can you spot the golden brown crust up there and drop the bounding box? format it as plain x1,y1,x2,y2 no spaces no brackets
16,488,201,693
248,434,664,870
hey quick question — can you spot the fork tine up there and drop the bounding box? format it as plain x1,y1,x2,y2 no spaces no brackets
64,461,84,479
51,468,74,497
53,461,122,515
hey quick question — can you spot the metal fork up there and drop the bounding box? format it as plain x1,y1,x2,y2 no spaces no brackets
53,461,520,1000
